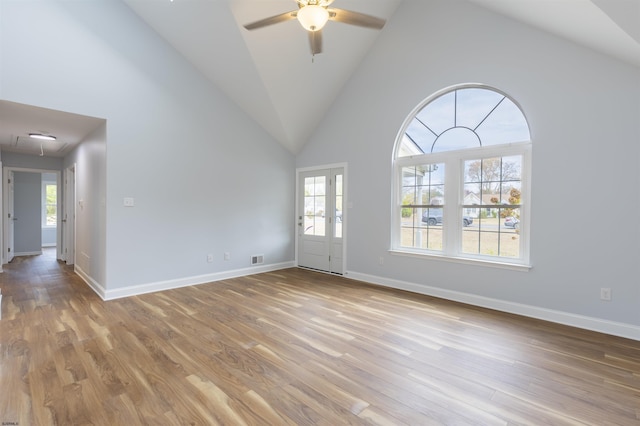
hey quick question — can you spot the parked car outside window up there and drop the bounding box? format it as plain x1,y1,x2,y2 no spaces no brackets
421,208,473,227
504,216,520,229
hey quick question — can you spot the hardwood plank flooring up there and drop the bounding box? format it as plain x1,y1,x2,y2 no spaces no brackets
1,249,639,425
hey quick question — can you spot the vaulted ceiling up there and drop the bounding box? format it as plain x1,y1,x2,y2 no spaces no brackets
122,0,640,154
122,0,404,154
1,0,638,157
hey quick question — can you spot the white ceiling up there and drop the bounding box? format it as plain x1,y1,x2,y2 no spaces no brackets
0,101,105,158
122,0,404,154
1,0,638,157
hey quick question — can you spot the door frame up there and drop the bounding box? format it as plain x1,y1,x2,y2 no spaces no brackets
2,166,63,264
295,162,347,274
62,164,76,265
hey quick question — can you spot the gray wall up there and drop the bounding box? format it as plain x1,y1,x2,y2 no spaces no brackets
297,0,640,332
13,171,42,254
1,0,295,293
64,124,107,286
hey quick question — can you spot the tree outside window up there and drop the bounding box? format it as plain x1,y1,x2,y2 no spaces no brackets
44,182,57,227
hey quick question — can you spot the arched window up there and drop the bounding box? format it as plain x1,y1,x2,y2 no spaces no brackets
392,84,531,268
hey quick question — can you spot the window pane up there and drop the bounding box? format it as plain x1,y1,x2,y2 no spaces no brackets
304,176,326,236
401,164,444,206
402,186,416,206
462,207,520,258
305,177,315,196
46,206,57,226
335,174,343,239
400,208,443,251
432,127,481,152
46,184,57,204
400,163,445,251
464,183,481,206
476,97,530,145
400,87,530,156
456,88,505,130
502,155,522,180
464,156,522,209
314,177,325,196
400,126,434,157
415,91,455,136
502,183,522,207
462,225,480,254
422,207,443,226
479,230,500,256
45,183,57,226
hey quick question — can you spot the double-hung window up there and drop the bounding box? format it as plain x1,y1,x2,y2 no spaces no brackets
392,85,531,268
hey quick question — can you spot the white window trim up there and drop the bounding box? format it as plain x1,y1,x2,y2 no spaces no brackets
388,249,532,271
392,140,532,269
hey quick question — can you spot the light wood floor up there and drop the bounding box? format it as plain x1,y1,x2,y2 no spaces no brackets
1,250,639,425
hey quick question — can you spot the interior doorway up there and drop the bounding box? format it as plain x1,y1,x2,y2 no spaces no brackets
296,165,346,274
2,167,62,264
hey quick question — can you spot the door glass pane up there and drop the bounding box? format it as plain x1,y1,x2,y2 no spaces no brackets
335,174,343,238
304,176,326,236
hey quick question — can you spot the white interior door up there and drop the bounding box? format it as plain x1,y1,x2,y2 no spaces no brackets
3,169,15,263
297,167,344,274
63,165,76,265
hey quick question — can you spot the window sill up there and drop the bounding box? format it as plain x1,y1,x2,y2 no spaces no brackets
389,249,531,272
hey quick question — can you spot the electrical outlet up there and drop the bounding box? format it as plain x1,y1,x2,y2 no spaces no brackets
600,287,611,301
224,252,230,261
207,254,213,263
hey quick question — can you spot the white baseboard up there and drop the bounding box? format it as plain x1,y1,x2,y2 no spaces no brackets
345,271,640,342
99,261,296,301
72,263,639,341
75,265,107,299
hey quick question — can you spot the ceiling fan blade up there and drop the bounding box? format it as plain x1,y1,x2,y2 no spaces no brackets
309,29,323,55
327,8,386,29
244,10,297,30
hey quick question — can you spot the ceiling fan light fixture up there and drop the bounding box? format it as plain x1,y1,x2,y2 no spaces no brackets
29,133,57,141
297,5,329,31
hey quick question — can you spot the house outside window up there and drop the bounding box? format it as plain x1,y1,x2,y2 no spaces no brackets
392,84,531,268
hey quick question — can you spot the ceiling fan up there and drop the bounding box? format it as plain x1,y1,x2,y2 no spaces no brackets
243,0,386,55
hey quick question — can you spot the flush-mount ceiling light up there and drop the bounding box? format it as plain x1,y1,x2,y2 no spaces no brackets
29,133,57,141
